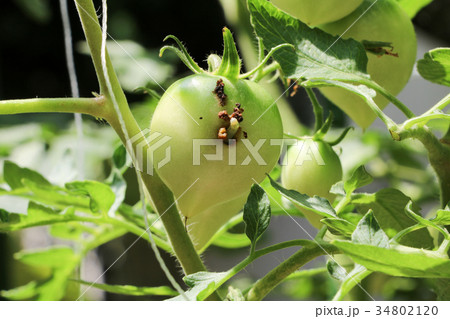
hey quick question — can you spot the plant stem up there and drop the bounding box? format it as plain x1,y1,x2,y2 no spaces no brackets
403,113,450,130
332,268,372,301
361,79,415,119
305,88,323,132
395,126,450,208
246,242,339,300
0,97,106,118
73,0,209,279
199,239,318,300
424,93,450,115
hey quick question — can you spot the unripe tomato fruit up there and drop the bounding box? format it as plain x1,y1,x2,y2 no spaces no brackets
150,74,283,221
281,139,342,228
271,0,363,26
188,192,248,250
318,0,417,128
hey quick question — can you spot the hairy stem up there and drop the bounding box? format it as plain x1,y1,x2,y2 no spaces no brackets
395,126,450,208
247,242,339,301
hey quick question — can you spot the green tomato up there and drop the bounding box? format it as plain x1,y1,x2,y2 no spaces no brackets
271,0,363,26
281,139,342,228
187,192,248,250
150,74,283,221
318,0,417,128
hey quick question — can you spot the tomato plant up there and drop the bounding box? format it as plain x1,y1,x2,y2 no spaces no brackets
0,0,449,305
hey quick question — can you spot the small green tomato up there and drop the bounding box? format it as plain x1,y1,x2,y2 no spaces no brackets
281,139,342,228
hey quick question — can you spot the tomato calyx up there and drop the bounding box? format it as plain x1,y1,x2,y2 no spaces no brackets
160,27,293,81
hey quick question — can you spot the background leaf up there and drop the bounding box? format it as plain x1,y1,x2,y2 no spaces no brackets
248,0,369,81
15,246,76,268
170,271,228,301
417,48,450,86
344,166,373,195
352,189,433,249
3,160,50,190
66,181,116,215
433,208,450,225
269,176,336,218
352,210,390,248
321,218,356,237
333,241,450,278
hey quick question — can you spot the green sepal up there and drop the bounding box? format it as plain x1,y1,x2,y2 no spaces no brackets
327,127,354,146
314,111,334,140
160,35,204,74
214,27,241,80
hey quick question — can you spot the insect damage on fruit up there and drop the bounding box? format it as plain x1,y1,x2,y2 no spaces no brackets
213,78,227,106
217,102,245,141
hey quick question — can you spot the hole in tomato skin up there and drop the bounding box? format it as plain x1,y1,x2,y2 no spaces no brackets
216,104,244,142
212,78,227,106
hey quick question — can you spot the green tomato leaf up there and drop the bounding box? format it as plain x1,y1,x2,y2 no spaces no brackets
14,246,77,268
395,0,434,19
243,183,271,246
75,280,177,297
170,271,228,301
66,181,116,215
248,0,369,82
321,217,356,237
333,241,450,278
432,208,450,226
352,210,389,248
327,259,348,281
3,160,50,190
0,281,39,300
49,222,87,241
344,166,373,195
268,175,336,218
330,181,346,196
332,264,371,301
352,189,434,249
0,202,75,232
21,179,90,210
112,144,127,169
417,48,450,87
